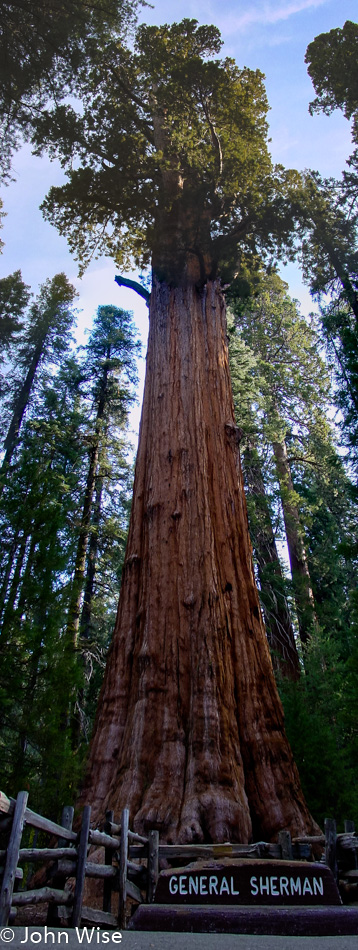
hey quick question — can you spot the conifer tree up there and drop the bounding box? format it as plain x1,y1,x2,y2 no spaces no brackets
64,305,140,746
0,273,77,478
242,441,301,680
0,304,139,812
28,16,319,840
305,20,358,152
0,270,30,353
300,24,358,469
227,313,301,679
229,269,358,823
230,272,327,645
0,368,86,809
0,0,139,179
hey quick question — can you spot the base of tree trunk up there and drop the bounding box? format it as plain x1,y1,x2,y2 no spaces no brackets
79,279,320,843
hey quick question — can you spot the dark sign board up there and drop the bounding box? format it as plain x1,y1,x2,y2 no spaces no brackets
154,859,341,906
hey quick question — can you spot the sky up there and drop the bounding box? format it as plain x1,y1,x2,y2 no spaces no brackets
0,0,356,436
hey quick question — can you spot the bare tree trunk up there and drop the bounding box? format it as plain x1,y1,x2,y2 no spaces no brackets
79,470,103,642
273,439,317,645
80,279,319,843
0,534,32,644
71,472,104,750
1,339,44,474
243,444,301,681
65,441,100,650
0,528,23,620
65,362,109,650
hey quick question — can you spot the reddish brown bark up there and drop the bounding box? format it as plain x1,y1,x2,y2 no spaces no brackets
80,278,319,843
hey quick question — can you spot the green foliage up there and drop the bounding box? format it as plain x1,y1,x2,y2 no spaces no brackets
229,271,327,646
279,616,358,828
306,20,358,142
0,270,30,352
19,17,302,280
229,272,358,625
320,297,358,470
297,172,358,312
229,269,330,449
0,371,87,810
0,0,140,180
229,267,358,823
0,272,78,473
0,299,139,815
21,272,77,356
302,24,358,478
289,430,358,636
291,170,358,473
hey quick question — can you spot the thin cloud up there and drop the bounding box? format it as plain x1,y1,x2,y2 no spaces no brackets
221,0,328,33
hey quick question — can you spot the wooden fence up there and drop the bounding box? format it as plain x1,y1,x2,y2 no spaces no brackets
0,790,357,929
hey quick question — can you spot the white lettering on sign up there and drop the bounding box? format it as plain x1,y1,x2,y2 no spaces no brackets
209,876,218,895
167,874,240,897
303,878,313,896
219,877,230,896
188,876,199,895
290,877,301,895
169,877,178,895
270,876,279,896
168,871,324,901
249,875,324,898
314,877,324,896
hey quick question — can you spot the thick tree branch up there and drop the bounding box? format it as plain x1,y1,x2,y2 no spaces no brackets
104,61,155,146
211,215,251,257
199,90,223,185
115,274,150,303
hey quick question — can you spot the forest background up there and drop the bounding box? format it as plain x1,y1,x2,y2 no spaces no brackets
1,0,358,833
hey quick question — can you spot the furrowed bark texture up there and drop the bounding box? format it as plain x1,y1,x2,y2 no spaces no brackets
81,279,318,843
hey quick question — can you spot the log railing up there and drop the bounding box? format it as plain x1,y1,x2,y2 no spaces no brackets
1,789,357,929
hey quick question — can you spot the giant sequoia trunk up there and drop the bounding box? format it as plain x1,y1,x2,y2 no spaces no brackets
80,278,318,843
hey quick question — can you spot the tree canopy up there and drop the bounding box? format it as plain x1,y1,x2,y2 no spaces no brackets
303,22,358,475
0,272,78,475
305,20,358,141
228,267,358,825
0,0,140,179
0,293,139,811
0,269,30,351
2,7,358,835
21,18,300,282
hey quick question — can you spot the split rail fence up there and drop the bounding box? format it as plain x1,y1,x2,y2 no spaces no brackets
0,789,357,929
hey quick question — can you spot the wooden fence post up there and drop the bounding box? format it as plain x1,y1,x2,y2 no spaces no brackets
47,805,75,924
0,790,28,925
147,830,159,902
344,820,357,870
118,808,129,929
325,818,337,881
71,805,91,928
103,809,114,914
278,830,293,861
